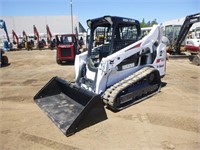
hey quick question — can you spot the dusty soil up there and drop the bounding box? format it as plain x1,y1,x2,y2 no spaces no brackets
0,50,200,150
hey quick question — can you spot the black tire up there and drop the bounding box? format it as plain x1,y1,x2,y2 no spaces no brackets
2,55,8,65
56,59,62,64
192,54,200,66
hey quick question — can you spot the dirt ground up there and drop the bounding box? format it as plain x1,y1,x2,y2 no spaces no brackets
0,49,200,150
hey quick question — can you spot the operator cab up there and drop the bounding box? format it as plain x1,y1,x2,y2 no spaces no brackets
56,34,77,45
87,16,141,69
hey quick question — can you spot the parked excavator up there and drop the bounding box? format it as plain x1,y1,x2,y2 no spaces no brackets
22,30,34,50
46,25,56,49
12,29,24,49
165,13,200,65
33,25,46,49
34,16,167,136
185,26,200,66
185,26,200,53
165,13,199,54
0,19,12,51
164,24,182,53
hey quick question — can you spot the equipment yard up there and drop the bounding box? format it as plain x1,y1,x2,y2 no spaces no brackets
0,50,200,150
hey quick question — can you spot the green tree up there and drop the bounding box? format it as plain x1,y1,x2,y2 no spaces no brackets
140,18,158,27
151,19,158,26
147,21,151,27
141,18,147,28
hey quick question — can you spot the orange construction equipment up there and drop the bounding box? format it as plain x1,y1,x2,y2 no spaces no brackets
46,25,56,49
33,25,46,49
12,30,23,49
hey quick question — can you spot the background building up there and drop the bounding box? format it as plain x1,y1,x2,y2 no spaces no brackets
0,15,86,44
162,17,200,31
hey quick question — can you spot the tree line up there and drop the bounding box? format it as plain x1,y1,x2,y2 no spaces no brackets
140,18,158,28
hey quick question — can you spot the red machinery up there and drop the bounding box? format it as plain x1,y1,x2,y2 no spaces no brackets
185,27,200,53
46,25,56,49
12,30,23,49
56,34,80,64
33,25,45,49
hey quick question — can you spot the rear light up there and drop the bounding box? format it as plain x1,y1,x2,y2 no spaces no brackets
156,59,161,63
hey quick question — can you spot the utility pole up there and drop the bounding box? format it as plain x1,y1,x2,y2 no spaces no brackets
70,0,73,34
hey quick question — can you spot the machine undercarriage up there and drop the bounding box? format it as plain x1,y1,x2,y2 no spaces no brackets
103,66,161,111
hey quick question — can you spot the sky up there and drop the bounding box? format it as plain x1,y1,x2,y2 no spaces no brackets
0,0,199,29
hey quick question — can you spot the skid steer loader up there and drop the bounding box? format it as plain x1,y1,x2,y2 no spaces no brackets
34,16,167,136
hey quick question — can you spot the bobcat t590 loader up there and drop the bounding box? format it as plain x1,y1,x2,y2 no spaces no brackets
34,16,167,136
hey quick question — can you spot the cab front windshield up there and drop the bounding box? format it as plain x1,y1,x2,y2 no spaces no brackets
165,25,182,44
89,23,139,67
57,35,75,45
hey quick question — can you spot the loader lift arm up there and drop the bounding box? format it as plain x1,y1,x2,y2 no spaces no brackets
46,24,52,43
12,30,24,49
0,19,12,50
33,25,40,42
0,19,10,43
173,13,200,54
12,30,19,45
46,24,56,49
33,25,45,49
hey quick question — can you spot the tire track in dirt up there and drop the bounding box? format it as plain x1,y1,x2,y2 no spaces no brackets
1,79,39,86
117,113,200,133
19,132,82,150
117,113,150,123
0,123,82,149
147,113,200,133
1,129,12,135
